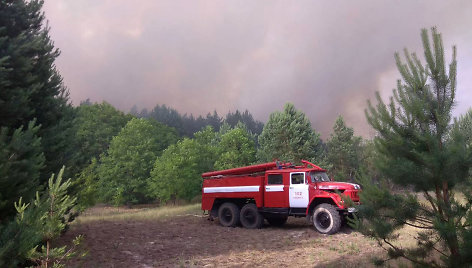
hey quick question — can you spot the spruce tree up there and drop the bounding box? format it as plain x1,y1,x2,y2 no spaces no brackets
0,121,44,220
326,116,361,181
0,0,75,183
357,27,472,267
0,1,80,265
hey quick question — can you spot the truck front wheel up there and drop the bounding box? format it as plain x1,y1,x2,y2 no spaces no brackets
218,202,240,227
240,203,263,229
312,204,341,234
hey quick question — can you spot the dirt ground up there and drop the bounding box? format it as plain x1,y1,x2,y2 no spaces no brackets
59,210,384,268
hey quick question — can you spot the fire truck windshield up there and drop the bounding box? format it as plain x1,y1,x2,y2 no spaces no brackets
309,171,330,182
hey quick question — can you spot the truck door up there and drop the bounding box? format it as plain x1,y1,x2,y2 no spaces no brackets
264,173,288,207
289,172,309,208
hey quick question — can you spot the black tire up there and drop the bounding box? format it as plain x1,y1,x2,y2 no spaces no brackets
218,202,240,227
240,203,263,229
266,215,288,227
312,204,341,234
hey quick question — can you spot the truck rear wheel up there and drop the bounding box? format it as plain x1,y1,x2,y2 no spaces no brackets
218,202,240,227
266,215,288,227
312,204,341,234
240,204,263,229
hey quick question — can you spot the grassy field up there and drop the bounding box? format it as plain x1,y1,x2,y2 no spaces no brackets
59,203,425,267
59,191,462,267
75,203,202,223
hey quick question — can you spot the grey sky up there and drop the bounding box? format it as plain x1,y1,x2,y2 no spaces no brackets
43,1,472,137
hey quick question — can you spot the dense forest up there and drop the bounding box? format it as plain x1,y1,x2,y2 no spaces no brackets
74,100,365,206
1,1,471,267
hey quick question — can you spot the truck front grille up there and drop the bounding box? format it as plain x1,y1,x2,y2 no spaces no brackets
350,191,359,201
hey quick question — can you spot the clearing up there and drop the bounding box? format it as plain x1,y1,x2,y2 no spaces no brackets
60,204,386,267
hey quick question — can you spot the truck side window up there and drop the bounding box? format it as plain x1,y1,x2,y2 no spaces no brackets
291,173,304,184
268,174,283,185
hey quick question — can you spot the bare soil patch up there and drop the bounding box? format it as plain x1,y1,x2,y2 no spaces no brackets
60,208,383,267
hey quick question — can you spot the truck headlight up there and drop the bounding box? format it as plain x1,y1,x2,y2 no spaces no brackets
347,207,357,213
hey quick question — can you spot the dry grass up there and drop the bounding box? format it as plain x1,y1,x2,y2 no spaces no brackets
74,203,201,223
68,197,458,267
63,214,385,267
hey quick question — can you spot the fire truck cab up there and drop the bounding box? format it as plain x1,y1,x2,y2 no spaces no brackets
201,160,361,234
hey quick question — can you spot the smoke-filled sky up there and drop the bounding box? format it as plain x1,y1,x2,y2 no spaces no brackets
43,1,472,138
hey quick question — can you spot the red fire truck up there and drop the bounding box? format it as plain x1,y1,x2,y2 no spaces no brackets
201,160,361,234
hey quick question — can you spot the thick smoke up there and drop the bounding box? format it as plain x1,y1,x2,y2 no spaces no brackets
44,0,472,137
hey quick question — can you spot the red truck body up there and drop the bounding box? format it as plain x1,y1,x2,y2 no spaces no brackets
201,160,361,234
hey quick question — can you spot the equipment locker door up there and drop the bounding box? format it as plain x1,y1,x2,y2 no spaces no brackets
264,173,288,207
289,172,309,208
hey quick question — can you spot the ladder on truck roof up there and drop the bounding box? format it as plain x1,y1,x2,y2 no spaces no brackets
202,162,281,178
201,160,324,178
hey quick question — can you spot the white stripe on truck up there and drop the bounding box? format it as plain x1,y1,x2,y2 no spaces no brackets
203,186,260,193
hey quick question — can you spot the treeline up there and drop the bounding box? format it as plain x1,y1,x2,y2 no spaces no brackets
69,100,368,207
130,103,264,137
73,101,366,206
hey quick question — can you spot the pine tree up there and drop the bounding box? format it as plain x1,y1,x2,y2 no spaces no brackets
0,167,82,267
147,104,186,136
258,103,323,163
205,111,222,132
225,110,264,136
326,116,361,181
454,109,472,184
357,139,382,182
455,108,472,150
357,27,472,267
27,167,80,267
